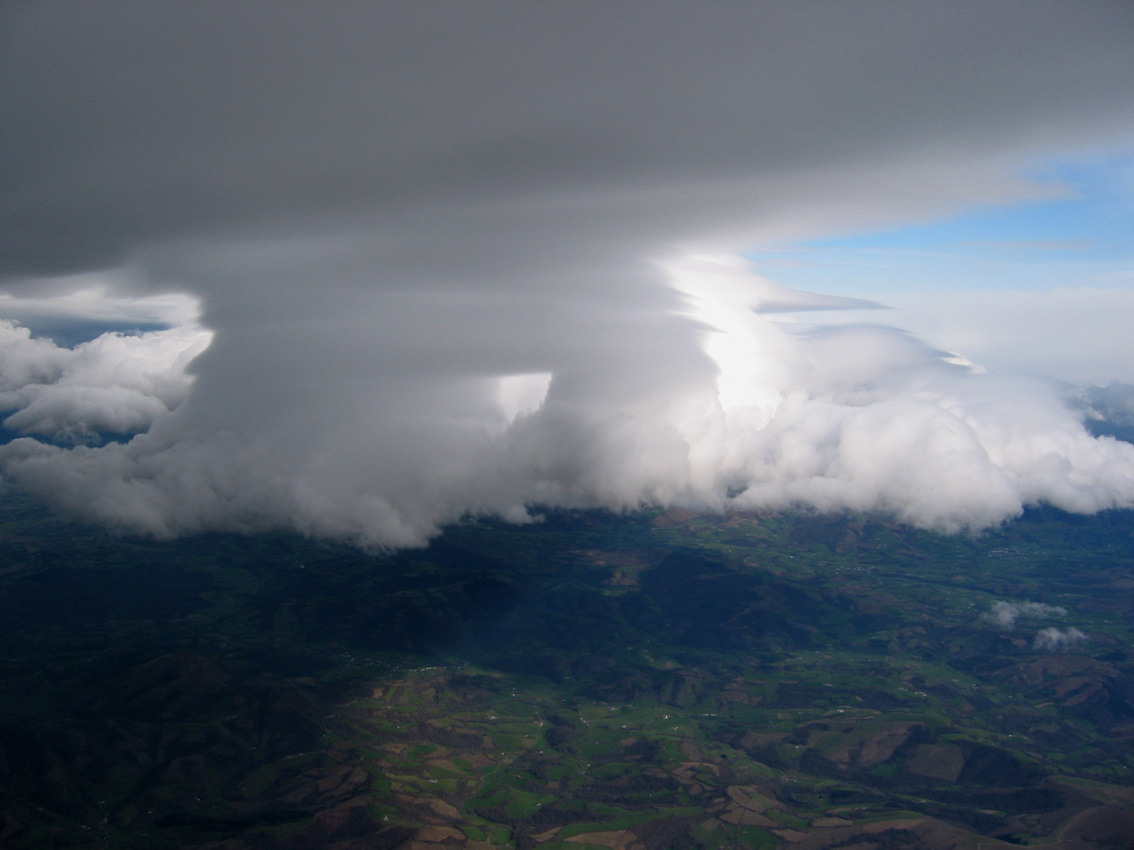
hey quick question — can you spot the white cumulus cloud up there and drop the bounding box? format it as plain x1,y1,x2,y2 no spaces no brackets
0,320,211,441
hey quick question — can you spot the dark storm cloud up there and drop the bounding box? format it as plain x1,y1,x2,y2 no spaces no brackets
2,2,1134,544
5,1,1133,274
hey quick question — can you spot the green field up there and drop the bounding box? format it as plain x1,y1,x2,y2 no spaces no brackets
1,494,1133,848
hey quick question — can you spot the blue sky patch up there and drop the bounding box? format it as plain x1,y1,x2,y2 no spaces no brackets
749,154,1134,299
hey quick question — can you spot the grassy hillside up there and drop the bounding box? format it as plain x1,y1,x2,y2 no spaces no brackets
1,494,1133,848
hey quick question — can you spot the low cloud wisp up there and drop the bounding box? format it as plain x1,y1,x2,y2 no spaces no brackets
1034,627,1089,652
984,600,1069,631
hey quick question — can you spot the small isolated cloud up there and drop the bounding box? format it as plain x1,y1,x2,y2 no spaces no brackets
985,600,1068,630
1033,627,1088,652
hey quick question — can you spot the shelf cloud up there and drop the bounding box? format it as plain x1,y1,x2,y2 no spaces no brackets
2,2,1134,546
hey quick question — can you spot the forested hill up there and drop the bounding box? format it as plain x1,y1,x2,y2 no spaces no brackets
1,494,1133,848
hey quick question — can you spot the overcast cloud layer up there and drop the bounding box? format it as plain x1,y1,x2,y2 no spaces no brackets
2,2,1134,545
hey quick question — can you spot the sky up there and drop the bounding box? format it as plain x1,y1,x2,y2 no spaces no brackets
2,1,1134,546
748,154,1134,383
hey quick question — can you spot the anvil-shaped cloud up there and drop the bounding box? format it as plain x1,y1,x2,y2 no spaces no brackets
2,3,1134,546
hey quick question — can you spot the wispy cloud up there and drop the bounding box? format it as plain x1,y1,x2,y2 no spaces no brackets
1033,627,1089,652
957,239,1090,252
984,600,1067,630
